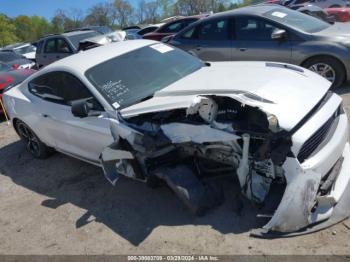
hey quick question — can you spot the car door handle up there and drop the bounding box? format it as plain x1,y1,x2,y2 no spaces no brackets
195,45,208,50
239,48,247,52
40,113,51,118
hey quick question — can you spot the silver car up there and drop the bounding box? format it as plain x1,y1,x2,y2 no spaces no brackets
169,5,350,88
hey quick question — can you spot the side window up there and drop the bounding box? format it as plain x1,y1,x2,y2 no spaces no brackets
28,71,103,110
180,18,198,29
197,19,229,41
57,38,72,53
159,21,183,33
235,17,281,41
181,27,196,39
44,39,56,53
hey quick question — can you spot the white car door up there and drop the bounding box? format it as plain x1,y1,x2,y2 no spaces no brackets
28,71,114,163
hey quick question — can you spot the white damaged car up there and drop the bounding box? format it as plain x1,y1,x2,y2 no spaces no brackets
3,40,350,236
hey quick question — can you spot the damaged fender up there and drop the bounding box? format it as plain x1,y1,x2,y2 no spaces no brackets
261,157,321,232
100,142,134,185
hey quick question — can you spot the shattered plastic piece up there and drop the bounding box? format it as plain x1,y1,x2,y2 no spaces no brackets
186,96,218,123
152,165,224,215
100,144,134,186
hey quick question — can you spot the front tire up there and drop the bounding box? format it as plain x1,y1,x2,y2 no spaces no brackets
303,56,345,88
15,120,51,159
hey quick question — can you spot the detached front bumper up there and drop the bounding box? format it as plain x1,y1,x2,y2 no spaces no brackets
251,113,350,237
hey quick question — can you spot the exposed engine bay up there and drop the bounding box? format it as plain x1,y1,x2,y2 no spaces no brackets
101,95,293,216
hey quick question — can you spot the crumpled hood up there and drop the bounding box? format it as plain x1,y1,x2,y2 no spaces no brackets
120,61,331,131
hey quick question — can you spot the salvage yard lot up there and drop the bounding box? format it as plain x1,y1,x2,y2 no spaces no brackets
0,86,350,255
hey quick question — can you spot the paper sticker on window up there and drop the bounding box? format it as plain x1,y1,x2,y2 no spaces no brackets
271,11,287,18
150,43,174,53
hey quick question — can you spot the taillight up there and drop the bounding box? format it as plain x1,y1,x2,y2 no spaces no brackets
12,64,20,70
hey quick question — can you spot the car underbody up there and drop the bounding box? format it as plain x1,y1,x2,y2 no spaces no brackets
99,94,350,236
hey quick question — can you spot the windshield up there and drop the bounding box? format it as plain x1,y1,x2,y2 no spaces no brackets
94,26,113,34
86,44,203,108
0,62,11,72
0,52,22,62
15,45,36,55
68,32,100,49
264,8,330,33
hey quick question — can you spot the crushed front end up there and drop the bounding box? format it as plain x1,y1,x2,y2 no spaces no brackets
100,91,350,236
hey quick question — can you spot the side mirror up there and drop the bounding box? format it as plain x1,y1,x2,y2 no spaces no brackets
71,100,90,118
271,29,286,40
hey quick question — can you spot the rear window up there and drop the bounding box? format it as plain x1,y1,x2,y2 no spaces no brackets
0,51,22,62
15,45,36,55
0,63,11,72
263,7,330,33
68,32,100,49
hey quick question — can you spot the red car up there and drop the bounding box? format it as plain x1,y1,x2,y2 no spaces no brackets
0,69,36,114
143,15,209,41
325,7,350,22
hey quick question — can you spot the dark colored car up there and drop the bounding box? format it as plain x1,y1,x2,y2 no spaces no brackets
0,51,35,70
143,15,209,41
35,30,100,67
169,4,350,88
0,69,36,113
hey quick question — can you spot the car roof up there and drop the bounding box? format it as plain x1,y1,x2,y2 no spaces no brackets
40,30,97,40
45,39,158,73
4,43,29,49
210,4,283,18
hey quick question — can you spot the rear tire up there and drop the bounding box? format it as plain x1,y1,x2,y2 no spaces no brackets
303,56,345,88
15,120,51,159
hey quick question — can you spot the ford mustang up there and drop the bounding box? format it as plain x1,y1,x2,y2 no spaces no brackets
2,40,350,236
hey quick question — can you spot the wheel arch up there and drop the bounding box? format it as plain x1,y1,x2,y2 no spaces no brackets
300,54,347,81
12,117,22,136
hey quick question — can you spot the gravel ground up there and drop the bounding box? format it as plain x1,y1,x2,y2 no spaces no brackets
0,86,350,255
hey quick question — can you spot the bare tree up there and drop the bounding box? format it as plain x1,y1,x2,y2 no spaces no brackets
85,2,115,26
136,0,147,24
174,0,229,16
114,0,134,28
144,1,159,24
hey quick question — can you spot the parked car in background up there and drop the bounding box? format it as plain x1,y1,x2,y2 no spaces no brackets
126,24,165,40
0,62,12,73
35,30,100,67
0,50,35,70
3,43,36,61
65,25,114,35
325,7,350,21
143,15,209,41
124,28,142,40
290,4,332,22
169,5,350,88
309,0,350,8
3,40,350,236
265,0,282,3
0,69,36,114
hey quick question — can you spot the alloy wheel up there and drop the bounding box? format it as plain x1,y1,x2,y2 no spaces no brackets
308,63,336,83
17,122,41,157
